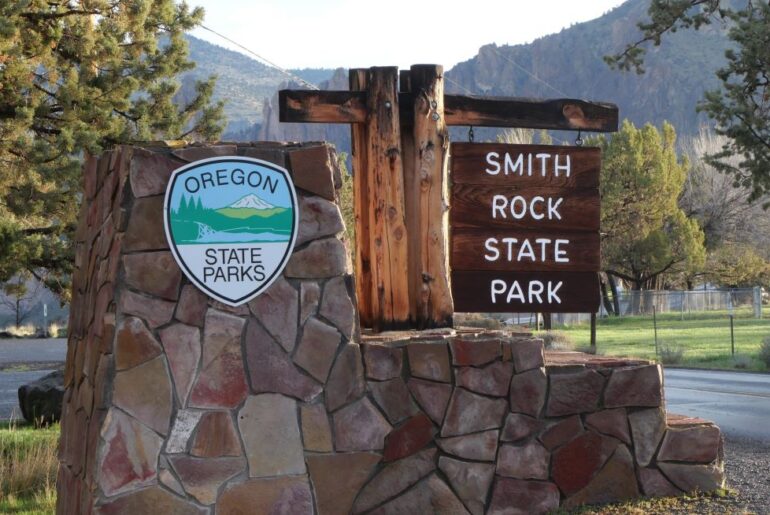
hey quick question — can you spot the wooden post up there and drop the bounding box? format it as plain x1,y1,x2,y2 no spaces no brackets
590,312,597,353
364,67,411,330
349,69,372,328
409,65,453,328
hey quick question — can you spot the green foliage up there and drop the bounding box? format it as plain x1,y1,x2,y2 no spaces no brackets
337,152,355,255
0,0,225,299
594,121,706,289
607,0,770,200
760,336,770,368
658,341,685,364
0,421,59,513
706,243,770,287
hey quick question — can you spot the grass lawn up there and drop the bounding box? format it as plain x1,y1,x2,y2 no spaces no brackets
545,308,770,371
0,421,58,514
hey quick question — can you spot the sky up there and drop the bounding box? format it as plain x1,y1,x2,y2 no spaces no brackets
189,0,627,70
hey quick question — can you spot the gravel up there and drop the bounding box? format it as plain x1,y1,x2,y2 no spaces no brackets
723,435,770,514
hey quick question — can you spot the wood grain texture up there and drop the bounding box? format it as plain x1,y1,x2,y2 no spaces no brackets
452,271,600,313
451,143,601,188
450,184,600,232
451,229,600,272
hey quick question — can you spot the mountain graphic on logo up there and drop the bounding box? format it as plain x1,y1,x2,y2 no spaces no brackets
228,193,275,210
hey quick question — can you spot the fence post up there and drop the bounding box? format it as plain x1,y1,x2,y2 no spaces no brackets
590,312,597,353
754,286,763,319
729,314,735,356
653,304,658,357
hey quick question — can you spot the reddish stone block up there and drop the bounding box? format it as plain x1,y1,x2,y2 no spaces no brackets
171,144,237,162
353,448,436,513
546,369,605,417
539,415,584,450
638,467,682,497
563,445,639,509
158,323,201,407
551,431,619,496
501,413,544,442
118,290,175,329
129,147,181,198
497,442,550,480
363,344,403,380
334,398,392,452
658,462,726,493
248,276,299,352
449,337,501,366
629,407,666,467
113,356,173,435
285,238,349,278
189,309,248,409
122,251,181,300
96,486,206,515
175,285,207,327
456,361,513,397
488,478,560,515
439,457,495,515
319,275,356,340
244,319,322,402
657,425,722,463
293,317,341,382
585,408,631,444
368,474,467,515
437,430,499,462
297,194,345,246
114,316,162,371
307,453,381,515
407,342,451,382
369,378,419,424
509,367,547,417
123,196,168,251
383,413,434,462
604,364,662,408
325,343,365,411
190,411,242,457
407,378,451,425
510,338,545,373
300,281,320,324
441,387,507,437
217,477,313,514
300,403,333,452
169,455,246,505
288,145,336,200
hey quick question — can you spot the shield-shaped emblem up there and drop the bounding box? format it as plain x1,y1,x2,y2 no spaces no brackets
163,156,298,306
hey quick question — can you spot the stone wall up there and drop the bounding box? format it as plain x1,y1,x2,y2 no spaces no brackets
58,142,725,514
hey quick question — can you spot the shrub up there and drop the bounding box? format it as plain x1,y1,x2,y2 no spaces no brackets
658,342,684,365
1,325,36,338
733,354,752,369
540,330,575,351
760,337,770,368
454,313,502,330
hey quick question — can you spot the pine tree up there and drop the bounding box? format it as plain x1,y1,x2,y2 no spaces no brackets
0,0,225,299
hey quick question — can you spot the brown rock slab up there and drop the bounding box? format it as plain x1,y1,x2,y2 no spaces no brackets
285,238,349,278
334,397,392,451
638,467,682,497
442,388,507,437
320,276,356,340
456,361,513,397
497,441,550,479
238,394,305,477
552,431,619,496
546,369,605,417
369,474,468,515
408,342,451,382
119,290,175,329
629,407,666,467
122,251,181,300
217,476,313,514
288,145,336,200
166,410,203,453
438,457,495,515
657,425,721,463
171,144,237,162
509,367,547,417
244,319,322,402
190,411,242,457
488,478,560,515
437,430,499,462
97,486,206,515
539,415,584,450
129,148,180,198
113,355,173,435
169,455,246,505
248,277,299,352
657,462,725,493
123,196,168,251
501,413,544,442
307,453,381,515
159,323,201,407
369,377,419,424
384,413,434,461
605,364,662,408
510,338,544,373
449,337,501,366
98,409,162,496
293,316,341,382
585,408,631,444
353,448,437,513
563,445,640,509
175,285,208,327
189,309,248,408
407,377,452,425
325,343,365,411
115,316,162,371
300,281,320,324
364,344,403,380
300,403,333,452
159,467,186,496
297,194,344,245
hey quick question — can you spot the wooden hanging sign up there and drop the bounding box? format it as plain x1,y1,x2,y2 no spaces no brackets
450,142,601,313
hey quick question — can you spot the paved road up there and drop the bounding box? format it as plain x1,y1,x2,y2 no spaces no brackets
0,338,67,363
665,368,770,442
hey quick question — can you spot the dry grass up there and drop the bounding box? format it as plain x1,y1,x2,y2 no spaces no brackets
1,325,37,338
0,421,59,513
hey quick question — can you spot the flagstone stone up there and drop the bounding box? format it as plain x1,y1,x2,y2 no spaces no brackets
657,424,721,463
300,403,333,452
333,397,392,452
487,478,560,515
158,323,200,407
306,453,380,515
585,408,631,444
319,276,356,339
629,408,666,467
501,413,544,442
113,355,172,435
539,415,583,450
115,316,162,371
118,290,175,329
638,467,682,497
169,455,246,505
190,411,242,457
300,281,321,324
325,343,365,411
165,410,203,453
285,238,349,278
449,337,501,366
171,145,237,162
368,474,468,515
288,145,337,200
96,486,206,515
248,277,299,352
657,462,726,492
408,342,451,382
563,445,639,509
383,413,434,461
546,369,605,416
293,317,340,382
455,361,513,397
216,476,313,514
509,367,547,417
604,365,662,408
123,196,168,251
363,344,403,380
175,285,208,327
497,441,550,480
442,388,507,437
438,457,495,515
369,378,419,424
297,195,344,245
510,338,544,373
129,148,180,198
123,251,181,300
407,377,451,425
436,430,499,462
551,431,619,496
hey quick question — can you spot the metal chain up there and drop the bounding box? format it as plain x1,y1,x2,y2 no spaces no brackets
468,126,475,142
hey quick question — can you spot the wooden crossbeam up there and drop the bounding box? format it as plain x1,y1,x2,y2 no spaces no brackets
279,90,619,132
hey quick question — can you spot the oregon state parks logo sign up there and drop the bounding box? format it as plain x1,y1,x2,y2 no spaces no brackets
163,156,298,306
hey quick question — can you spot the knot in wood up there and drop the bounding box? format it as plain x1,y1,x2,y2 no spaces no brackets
422,272,433,283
